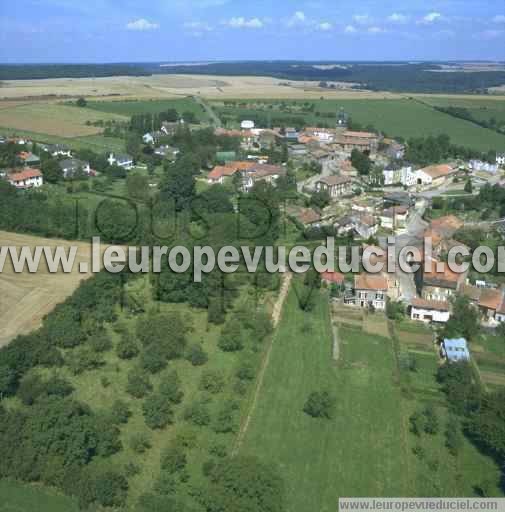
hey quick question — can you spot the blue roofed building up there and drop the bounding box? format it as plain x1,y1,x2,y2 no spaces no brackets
442,338,470,362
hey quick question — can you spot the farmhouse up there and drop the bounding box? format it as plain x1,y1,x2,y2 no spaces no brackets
383,166,416,187
45,144,71,157
352,214,378,239
321,271,345,286
59,158,91,178
315,175,353,198
336,130,379,153
419,258,467,302
415,164,456,187
8,168,43,189
410,298,450,324
441,338,470,362
353,274,388,310
241,164,286,191
287,206,321,227
207,165,238,185
108,153,134,170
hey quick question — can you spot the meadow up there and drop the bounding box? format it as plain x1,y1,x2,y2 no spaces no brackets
241,289,503,512
212,98,505,152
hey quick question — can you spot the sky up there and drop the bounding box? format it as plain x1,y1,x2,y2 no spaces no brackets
1,0,505,63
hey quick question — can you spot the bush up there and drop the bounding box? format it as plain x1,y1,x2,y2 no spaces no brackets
236,361,255,381
130,432,152,454
303,391,335,419
143,393,174,429
158,370,184,404
213,401,238,433
184,399,211,426
116,332,139,359
200,370,225,394
161,444,187,474
126,369,152,398
218,319,244,352
88,330,113,353
111,399,131,424
67,346,104,375
186,343,208,366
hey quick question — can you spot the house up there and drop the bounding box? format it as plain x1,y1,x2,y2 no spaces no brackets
496,152,505,166
386,142,405,160
154,145,179,159
496,299,505,323
383,166,416,187
336,130,379,153
284,128,299,142
441,338,470,362
321,271,345,286
207,165,239,185
45,144,71,157
7,168,43,189
288,144,308,158
469,160,498,173
59,158,91,178
258,129,281,149
17,151,40,167
303,127,335,144
354,274,388,310
241,164,286,191
461,285,505,324
0,135,6,144
410,298,450,324
143,133,155,144
379,206,409,231
315,175,353,199
352,214,378,239
161,120,184,136
415,164,456,187
287,206,321,227
241,120,255,130
419,258,467,302
108,153,134,170
351,198,377,215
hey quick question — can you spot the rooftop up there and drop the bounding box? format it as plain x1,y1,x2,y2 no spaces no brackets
355,273,388,291
8,168,42,182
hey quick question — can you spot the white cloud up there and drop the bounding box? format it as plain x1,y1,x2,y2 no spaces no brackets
317,21,333,31
420,12,442,24
286,11,307,27
126,18,159,31
368,26,386,34
353,14,372,25
387,13,409,24
344,25,357,33
492,15,505,24
225,16,264,28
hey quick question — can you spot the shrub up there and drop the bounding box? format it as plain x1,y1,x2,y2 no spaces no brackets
130,432,152,454
186,343,208,366
111,399,131,424
116,332,139,359
126,369,152,398
303,391,335,419
143,393,174,429
160,444,187,474
200,370,225,394
184,399,211,426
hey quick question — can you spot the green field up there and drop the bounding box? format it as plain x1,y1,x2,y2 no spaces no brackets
241,289,502,512
0,480,78,512
0,126,125,153
85,97,209,121
212,98,505,152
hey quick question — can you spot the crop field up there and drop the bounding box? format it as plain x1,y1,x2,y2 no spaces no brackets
0,101,127,137
85,97,209,121
241,290,502,512
0,480,78,512
212,98,505,152
0,231,95,348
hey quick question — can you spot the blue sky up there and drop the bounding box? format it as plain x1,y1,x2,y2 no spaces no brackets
1,0,504,63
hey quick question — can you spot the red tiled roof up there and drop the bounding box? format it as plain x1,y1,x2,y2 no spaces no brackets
411,298,450,312
8,168,42,182
321,271,345,285
478,289,504,311
419,164,455,179
354,273,388,291
208,166,237,180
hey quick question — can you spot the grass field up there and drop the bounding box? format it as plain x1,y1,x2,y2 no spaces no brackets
241,290,502,512
213,98,505,152
0,102,127,137
0,231,95,347
0,126,125,153
0,480,78,512
85,97,209,121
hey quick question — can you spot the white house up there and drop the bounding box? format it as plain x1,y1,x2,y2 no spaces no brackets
108,153,134,170
354,274,388,310
59,158,91,178
143,133,155,145
415,164,455,187
46,144,72,157
497,153,505,166
469,160,498,173
241,120,255,130
383,166,416,187
8,168,43,189
379,206,409,231
410,298,450,324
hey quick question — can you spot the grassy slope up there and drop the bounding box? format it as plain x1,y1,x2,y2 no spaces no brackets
242,289,502,512
214,98,505,151
85,97,209,122
0,480,78,512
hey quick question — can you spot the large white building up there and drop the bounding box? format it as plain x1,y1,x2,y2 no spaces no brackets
410,298,450,324
8,168,44,189
383,166,416,187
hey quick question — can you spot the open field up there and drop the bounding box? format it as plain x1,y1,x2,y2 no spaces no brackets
0,231,95,347
213,98,505,151
0,101,127,137
0,479,78,512
242,291,502,511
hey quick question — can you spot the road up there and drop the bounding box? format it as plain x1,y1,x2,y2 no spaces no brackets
296,158,338,193
192,95,221,128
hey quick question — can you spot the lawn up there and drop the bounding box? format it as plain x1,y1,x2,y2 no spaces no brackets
0,102,127,137
212,98,505,152
0,479,78,512
241,290,502,512
85,97,209,122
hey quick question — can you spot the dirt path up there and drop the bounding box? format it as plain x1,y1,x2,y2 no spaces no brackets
233,272,292,454
192,95,221,128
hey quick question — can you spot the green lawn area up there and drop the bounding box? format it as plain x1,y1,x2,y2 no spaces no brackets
212,98,505,152
85,97,209,122
241,289,502,512
0,126,125,153
0,480,78,512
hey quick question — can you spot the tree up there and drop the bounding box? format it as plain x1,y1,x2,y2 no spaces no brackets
116,332,139,359
186,343,208,366
184,399,211,426
303,391,335,419
218,319,244,352
351,149,372,176
161,444,187,474
445,417,463,456
409,411,426,436
203,455,285,512
76,97,87,107
111,399,131,424
309,189,330,209
126,368,152,398
93,471,128,508
386,300,405,320
464,179,473,194
143,393,174,429
423,405,439,435
41,158,63,183
442,295,481,342
199,369,225,394
130,432,152,454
